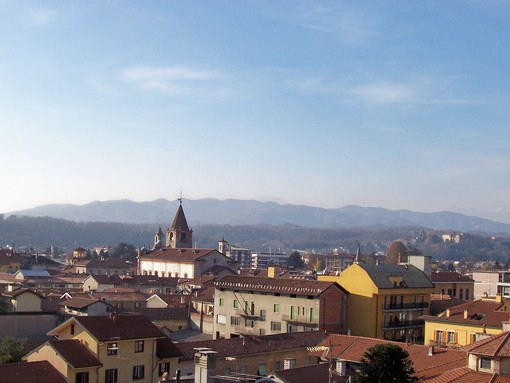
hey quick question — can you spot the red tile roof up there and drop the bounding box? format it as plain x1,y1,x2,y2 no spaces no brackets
0,361,68,383
214,275,346,297
68,314,166,341
463,332,510,357
48,340,102,368
421,299,510,328
138,248,218,262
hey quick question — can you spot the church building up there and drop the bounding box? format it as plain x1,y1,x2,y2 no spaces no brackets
137,201,237,279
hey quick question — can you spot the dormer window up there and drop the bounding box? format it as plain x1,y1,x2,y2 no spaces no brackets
480,357,492,370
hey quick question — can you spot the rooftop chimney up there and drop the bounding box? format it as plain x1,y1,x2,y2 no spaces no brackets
464,309,469,319
446,308,451,317
428,345,434,356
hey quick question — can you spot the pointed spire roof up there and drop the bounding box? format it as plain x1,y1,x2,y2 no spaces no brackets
171,203,190,232
156,226,164,236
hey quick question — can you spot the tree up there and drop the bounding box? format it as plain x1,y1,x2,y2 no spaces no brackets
356,343,417,383
0,336,28,364
113,242,137,261
386,241,408,264
287,251,305,269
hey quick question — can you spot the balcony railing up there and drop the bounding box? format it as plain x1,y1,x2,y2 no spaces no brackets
382,302,428,312
381,319,424,330
281,314,318,326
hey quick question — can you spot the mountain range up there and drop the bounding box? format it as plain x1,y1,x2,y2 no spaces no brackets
8,198,510,235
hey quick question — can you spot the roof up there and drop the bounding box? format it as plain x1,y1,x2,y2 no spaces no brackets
314,334,467,381
0,361,68,383
463,332,510,357
192,286,215,303
138,248,220,262
421,299,510,328
355,263,434,288
59,296,107,309
123,307,191,321
90,291,148,301
214,275,346,297
429,296,466,315
14,269,51,278
47,340,102,368
271,363,342,383
1,287,44,299
171,203,190,232
424,367,510,383
83,257,132,269
0,249,20,264
156,337,183,359
51,314,166,341
174,331,329,361
431,271,475,283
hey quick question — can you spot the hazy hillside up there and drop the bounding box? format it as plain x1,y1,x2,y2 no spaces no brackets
8,198,510,235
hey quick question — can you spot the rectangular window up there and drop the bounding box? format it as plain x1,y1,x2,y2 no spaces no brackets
133,365,144,380
240,366,247,374
459,289,464,300
134,340,144,353
76,372,89,383
224,368,231,376
274,360,281,371
231,316,241,326
274,303,280,313
233,300,239,308
466,289,470,300
271,321,281,331
447,331,455,343
290,306,296,320
158,362,170,376
480,357,492,369
217,314,226,324
310,307,315,322
258,363,267,376
107,343,118,356
260,329,266,336
260,310,266,321
219,298,224,307
245,319,254,327
105,369,118,383
70,324,75,335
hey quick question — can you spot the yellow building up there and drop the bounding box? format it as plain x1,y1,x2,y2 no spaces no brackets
421,295,510,347
25,314,181,383
319,263,435,342
430,271,474,301
0,248,20,273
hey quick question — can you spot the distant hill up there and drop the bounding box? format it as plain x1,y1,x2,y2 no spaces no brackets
8,198,510,235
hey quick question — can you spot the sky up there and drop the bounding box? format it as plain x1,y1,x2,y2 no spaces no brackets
1,1,510,220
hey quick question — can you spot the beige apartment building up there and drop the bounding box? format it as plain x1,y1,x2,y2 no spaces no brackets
212,272,348,339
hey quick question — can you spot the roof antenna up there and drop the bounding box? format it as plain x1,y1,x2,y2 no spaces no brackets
178,190,183,205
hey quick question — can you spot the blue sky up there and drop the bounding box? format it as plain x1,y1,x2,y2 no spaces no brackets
1,1,510,220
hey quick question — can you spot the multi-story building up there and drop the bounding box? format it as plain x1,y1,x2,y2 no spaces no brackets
472,270,510,300
431,271,474,301
251,251,288,269
320,262,435,342
25,314,182,383
212,273,348,339
323,252,354,273
218,239,253,269
421,295,510,347
0,248,20,273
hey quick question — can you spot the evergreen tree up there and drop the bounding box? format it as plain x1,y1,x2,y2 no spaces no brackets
357,343,417,383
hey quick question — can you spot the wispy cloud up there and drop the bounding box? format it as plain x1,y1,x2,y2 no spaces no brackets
286,72,471,106
119,65,233,98
262,2,378,44
28,7,58,27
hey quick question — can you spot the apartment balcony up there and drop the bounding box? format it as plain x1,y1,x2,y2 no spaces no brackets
234,309,259,320
381,319,424,330
382,302,428,312
281,314,319,327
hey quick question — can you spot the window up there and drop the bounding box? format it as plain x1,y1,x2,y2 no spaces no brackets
134,340,144,353
480,357,492,370
257,363,267,376
273,303,280,313
447,331,456,343
233,300,239,308
70,324,75,335
260,310,266,321
274,360,281,370
217,314,227,324
260,329,266,336
310,307,315,322
231,316,241,326
290,306,296,320
224,368,231,376
219,298,224,307
245,319,254,327
76,372,89,383
133,365,145,380
271,321,281,331
159,362,170,376
107,343,118,356
466,289,470,300
435,330,443,343
105,369,118,383
459,289,464,300
240,366,247,374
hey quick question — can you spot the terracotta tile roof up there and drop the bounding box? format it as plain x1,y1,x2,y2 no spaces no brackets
70,314,166,341
424,367,496,383
59,296,105,309
122,307,191,321
271,363,342,383
1,287,44,299
90,291,147,301
192,286,215,303
48,339,102,368
313,334,467,381
174,331,329,361
0,248,20,264
421,299,510,328
462,332,510,357
138,248,218,262
214,275,346,297
429,296,466,315
85,257,132,269
431,271,474,283
0,360,68,383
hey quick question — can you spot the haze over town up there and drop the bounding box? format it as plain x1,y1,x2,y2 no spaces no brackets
1,1,510,220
